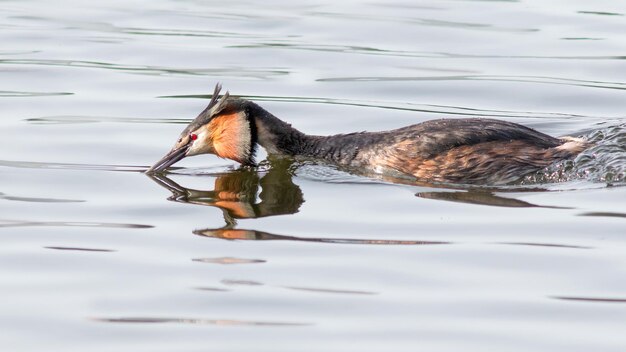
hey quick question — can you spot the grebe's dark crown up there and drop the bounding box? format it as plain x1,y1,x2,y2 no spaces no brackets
181,83,231,136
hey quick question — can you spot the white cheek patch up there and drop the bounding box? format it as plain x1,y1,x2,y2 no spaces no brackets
186,131,209,156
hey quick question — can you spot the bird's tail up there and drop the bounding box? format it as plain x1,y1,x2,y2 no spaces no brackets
555,136,591,155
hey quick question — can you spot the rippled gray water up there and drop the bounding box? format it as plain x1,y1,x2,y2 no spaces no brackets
2,1,626,351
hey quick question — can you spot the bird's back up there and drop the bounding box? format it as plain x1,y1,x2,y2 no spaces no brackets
328,118,585,185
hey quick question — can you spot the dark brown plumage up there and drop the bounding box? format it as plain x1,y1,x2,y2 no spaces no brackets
147,84,590,185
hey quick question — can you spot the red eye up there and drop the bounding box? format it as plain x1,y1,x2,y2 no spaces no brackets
190,133,198,141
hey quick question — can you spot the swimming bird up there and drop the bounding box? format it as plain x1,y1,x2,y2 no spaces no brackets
147,84,589,185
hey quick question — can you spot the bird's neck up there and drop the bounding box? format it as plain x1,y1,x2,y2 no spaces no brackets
247,102,315,156
248,102,372,165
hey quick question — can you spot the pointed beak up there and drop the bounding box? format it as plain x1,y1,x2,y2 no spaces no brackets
146,142,191,174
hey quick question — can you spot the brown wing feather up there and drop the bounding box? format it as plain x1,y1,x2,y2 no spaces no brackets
384,139,573,184
362,119,576,184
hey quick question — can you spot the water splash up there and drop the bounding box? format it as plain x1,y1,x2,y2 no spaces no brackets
522,123,626,186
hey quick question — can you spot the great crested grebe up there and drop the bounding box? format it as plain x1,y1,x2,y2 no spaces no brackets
147,84,589,185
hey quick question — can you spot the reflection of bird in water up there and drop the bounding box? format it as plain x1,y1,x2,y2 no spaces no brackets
147,84,590,185
193,227,449,246
149,165,451,245
148,158,303,225
416,190,570,209
149,156,561,223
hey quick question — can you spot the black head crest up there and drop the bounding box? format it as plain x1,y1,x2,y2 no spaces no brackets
182,83,231,135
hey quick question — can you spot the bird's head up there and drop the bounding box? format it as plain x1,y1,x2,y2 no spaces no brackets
147,84,257,173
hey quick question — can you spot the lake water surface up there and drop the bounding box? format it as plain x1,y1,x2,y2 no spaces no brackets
2,1,626,351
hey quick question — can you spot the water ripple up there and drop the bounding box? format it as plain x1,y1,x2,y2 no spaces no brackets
497,242,592,250
317,75,626,91
26,115,187,125
119,26,274,39
0,219,152,229
0,192,84,203
282,286,377,295
221,279,264,286
0,59,289,78
561,37,604,41
0,90,73,97
93,317,311,326
0,159,147,173
161,93,595,119
192,257,266,265
194,287,231,292
552,296,626,303
0,50,40,56
44,246,115,252
577,11,623,16
229,42,626,60
579,212,626,219
306,11,538,33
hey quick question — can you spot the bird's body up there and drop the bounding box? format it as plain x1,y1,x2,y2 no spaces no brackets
148,84,589,185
